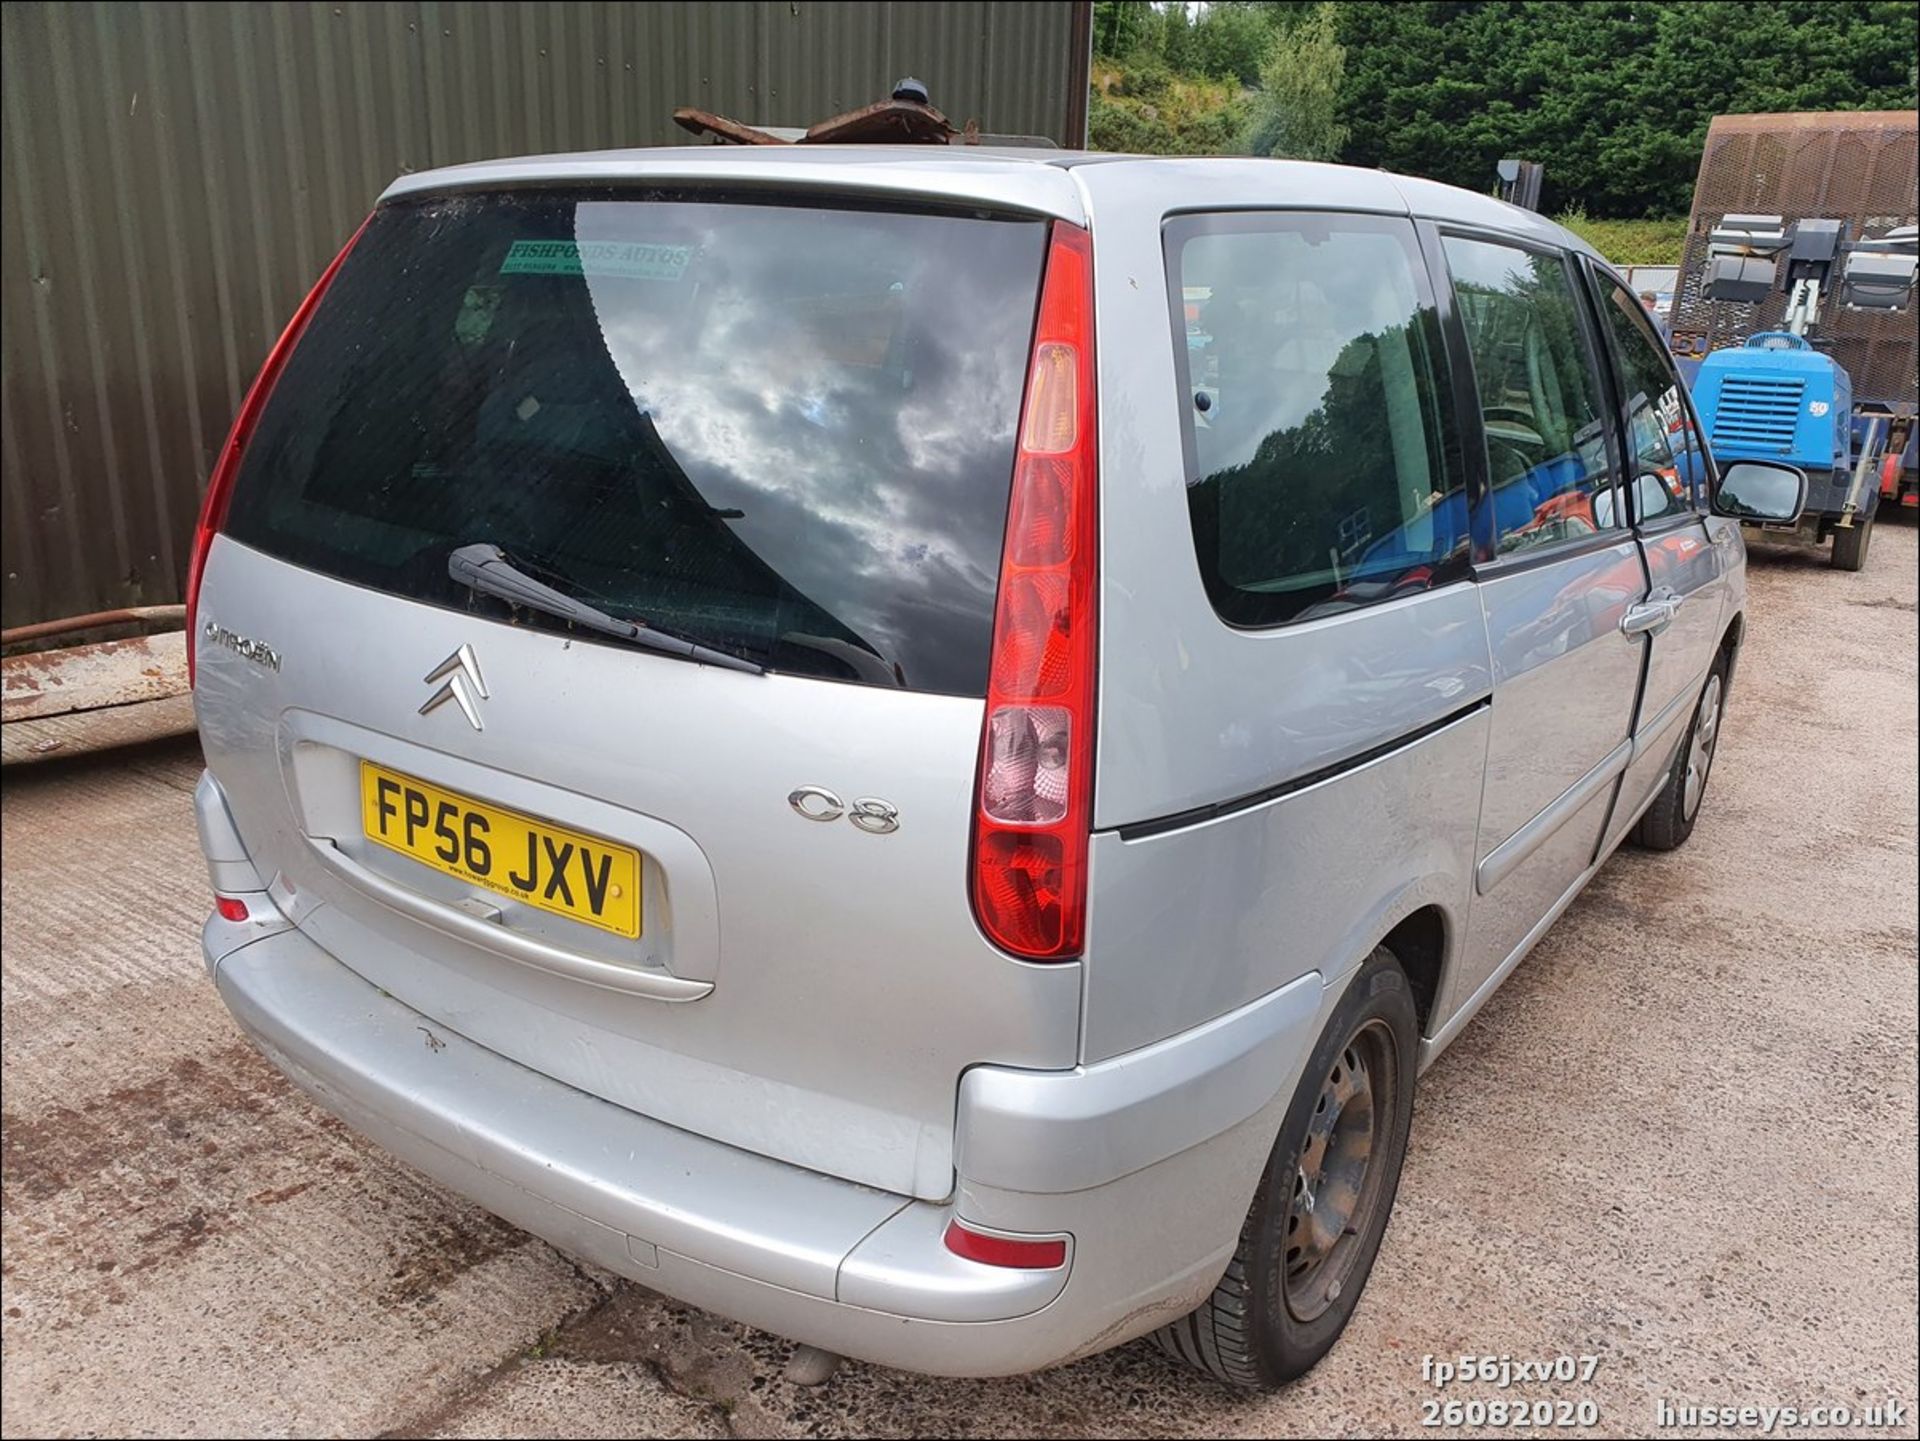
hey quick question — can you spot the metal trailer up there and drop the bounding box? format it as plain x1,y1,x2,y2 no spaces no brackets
1669,112,1919,525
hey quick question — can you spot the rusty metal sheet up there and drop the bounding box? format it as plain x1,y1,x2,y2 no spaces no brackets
672,106,791,146
1,692,197,765
802,96,955,146
675,92,959,148
1,631,189,722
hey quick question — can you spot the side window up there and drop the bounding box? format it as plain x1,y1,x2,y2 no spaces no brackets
1167,213,1466,627
1596,278,1711,521
1442,236,1622,553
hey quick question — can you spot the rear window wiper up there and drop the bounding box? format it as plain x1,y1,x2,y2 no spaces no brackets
448,543,763,675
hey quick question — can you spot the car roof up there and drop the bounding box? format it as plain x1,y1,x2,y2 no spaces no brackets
382,145,1603,264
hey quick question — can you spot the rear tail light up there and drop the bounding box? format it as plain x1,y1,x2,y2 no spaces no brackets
214,895,250,923
185,214,371,685
969,222,1097,961
942,1219,1069,1270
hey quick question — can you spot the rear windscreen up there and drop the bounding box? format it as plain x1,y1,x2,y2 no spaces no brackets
223,190,1049,696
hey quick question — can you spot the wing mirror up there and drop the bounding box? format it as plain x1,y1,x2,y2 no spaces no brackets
1712,460,1807,524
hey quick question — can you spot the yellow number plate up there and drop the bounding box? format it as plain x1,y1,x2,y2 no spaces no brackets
359,762,641,938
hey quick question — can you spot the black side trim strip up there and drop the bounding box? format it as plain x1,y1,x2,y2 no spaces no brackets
1470,527,1635,580
1109,696,1493,843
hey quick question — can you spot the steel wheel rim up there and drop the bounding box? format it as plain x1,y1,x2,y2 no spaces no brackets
1282,1019,1397,1324
1683,674,1723,821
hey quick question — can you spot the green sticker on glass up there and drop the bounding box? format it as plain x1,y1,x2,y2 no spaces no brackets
499,239,692,280
454,285,503,345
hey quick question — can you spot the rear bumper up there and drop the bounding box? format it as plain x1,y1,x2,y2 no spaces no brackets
205,913,1322,1376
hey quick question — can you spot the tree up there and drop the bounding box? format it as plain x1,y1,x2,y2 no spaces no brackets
1096,2,1307,83
1092,1,1159,59
1193,3,1285,86
1094,1,1919,211
1245,3,1349,161
1335,1,1919,216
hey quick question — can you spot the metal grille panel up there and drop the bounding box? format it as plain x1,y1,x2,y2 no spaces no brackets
1670,111,1918,408
1708,375,1805,454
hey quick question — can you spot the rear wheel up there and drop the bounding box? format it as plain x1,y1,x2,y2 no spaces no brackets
1151,948,1417,1389
1831,512,1873,571
1633,649,1729,851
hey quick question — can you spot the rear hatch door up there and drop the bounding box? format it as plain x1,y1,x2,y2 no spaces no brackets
193,184,1083,1199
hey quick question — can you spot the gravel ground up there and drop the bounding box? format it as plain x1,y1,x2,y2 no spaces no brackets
4,519,1915,1439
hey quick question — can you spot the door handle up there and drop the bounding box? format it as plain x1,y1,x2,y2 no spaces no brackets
1620,587,1682,638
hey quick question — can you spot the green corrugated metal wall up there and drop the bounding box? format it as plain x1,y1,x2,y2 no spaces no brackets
0,1,1091,627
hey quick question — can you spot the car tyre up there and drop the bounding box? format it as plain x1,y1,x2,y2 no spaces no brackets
1830,512,1872,571
1632,648,1731,851
1150,947,1417,1389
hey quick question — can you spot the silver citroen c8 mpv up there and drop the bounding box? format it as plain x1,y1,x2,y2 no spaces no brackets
190,145,1807,1387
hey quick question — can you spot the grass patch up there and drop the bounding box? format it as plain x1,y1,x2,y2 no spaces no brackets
1555,210,1690,266
1089,55,1246,155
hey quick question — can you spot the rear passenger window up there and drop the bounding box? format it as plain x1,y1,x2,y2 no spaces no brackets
1167,213,1466,627
1596,278,1711,521
1443,237,1621,554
